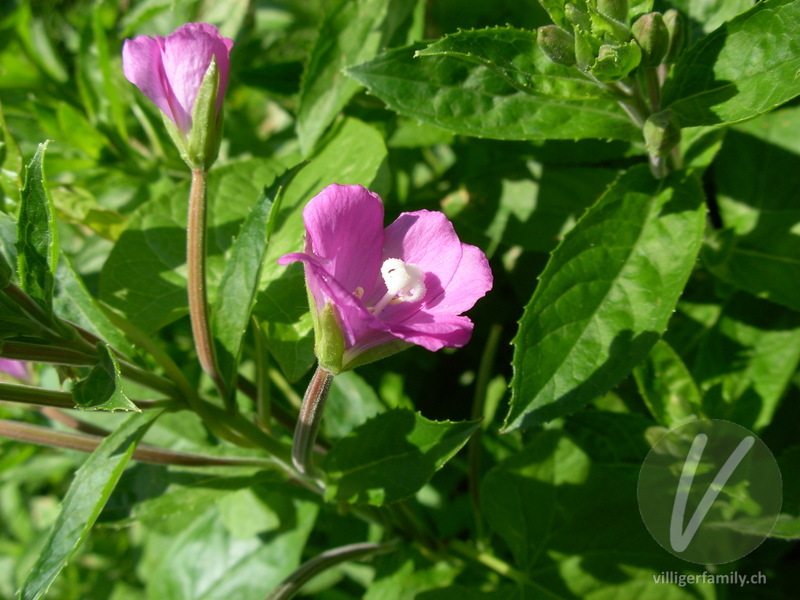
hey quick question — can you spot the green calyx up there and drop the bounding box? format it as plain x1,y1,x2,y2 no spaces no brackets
162,58,223,171
313,302,345,375
538,25,577,67
632,12,670,67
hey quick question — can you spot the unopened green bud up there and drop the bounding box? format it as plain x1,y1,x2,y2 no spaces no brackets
644,110,681,157
566,3,592,31
632,12,670,67
596,0,628,23
538,25,577,67
589,41,641,82
663,9,685,64
589,7,631,43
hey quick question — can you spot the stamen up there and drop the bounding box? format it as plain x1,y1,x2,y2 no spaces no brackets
371,258,426,316
353,286,364,299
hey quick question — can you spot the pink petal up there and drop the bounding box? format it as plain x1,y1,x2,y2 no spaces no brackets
371,210,463,321
278,252,389,349
388,314,475,351
122,36,177,126
0,359,28,380
302,185,385,296
162,23,233,131
425,242,493,315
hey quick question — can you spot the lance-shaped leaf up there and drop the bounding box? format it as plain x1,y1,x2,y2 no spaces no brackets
324,409,480,505
505,166,705,431
71,343,139,412
297,0,391,155
211,167,293,397
19,410,160,600
16,142,58,314
347,42,639,142
54,255,136,358
417,27,617,100
662,0,800,127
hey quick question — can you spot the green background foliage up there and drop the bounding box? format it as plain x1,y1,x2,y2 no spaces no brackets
1,0,799,598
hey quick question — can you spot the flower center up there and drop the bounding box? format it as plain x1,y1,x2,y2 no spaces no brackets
369,258,426,316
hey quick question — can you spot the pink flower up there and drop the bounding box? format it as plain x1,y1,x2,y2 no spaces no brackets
0,359,28,380
122,23,233,136
278,185,492,370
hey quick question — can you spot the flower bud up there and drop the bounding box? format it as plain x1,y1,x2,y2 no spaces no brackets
663,9,685,64
122,23,233,170
596,0,628,22
644,110,681,157
566,3,592,31
538,25,577,67
632,12,670,67
589,41,641,82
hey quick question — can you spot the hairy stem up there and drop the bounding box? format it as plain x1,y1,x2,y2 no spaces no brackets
0,418,274,467
266,540,400,600
187,168,226,401
292,365,334,477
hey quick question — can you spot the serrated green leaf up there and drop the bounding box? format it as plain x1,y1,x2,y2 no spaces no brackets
692,293,800,431
255,117,387,382
324,409,479,505
99,158,284,333
18,410,159,600
702,107,800,311
506,165,705,431
297,0,390,155
347,42,639,142
417,27,617,100
0,100,22,208
212,168,291,397
633,338,703,427
71,344,139,412
16,142,58,314
662,0,800,127
322,371,384,440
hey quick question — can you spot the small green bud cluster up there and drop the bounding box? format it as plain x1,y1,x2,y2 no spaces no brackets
537,1,685,81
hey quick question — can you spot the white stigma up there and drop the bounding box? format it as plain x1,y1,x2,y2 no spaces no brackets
371,258,426,316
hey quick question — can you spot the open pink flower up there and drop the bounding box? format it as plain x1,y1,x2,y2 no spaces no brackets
122,23,233,136
278,185,492,370
0,359,28,380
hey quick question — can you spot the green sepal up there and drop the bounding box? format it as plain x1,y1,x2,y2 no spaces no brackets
187,57,222,170
314,302,346,375
596,0,628,23
588,6,631,43
566,3,592,31
341,339,412,372
161,113,190,166
589,40,641,82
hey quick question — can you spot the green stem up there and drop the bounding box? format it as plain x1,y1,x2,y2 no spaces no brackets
643,66,661,113
252,317,271,432
292,365,334,477
0,382,171,411
448,539,532,586
0,418,274,468
187,168,227,402
2,283,62,335
266,540,400,600
1,341,95,366
468,324,503,546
